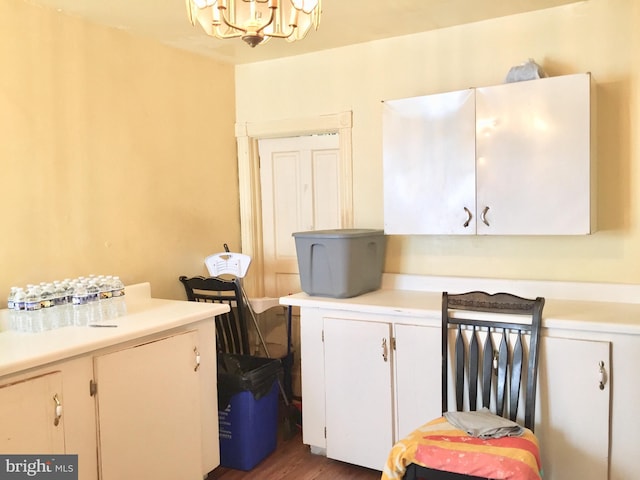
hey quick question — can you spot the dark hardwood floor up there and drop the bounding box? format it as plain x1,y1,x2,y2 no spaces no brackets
207,430,382,480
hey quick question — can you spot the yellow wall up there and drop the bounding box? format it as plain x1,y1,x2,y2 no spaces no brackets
236,0,640,285
2,0,639,307
0,0,239,302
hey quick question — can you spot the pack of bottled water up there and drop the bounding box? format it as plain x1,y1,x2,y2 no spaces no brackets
6,275,126,333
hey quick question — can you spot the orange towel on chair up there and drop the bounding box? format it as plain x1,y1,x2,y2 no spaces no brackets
381,416,542,480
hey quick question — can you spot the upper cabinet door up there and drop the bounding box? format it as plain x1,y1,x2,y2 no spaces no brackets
383,89,476,234
475,73,594,235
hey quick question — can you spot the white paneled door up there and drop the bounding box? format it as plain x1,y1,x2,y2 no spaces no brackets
258,134,341,297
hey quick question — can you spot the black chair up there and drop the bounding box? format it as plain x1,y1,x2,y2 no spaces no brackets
178,275,250,355
384,291,545,480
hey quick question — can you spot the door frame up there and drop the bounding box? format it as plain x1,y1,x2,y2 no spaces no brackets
235,111,354,296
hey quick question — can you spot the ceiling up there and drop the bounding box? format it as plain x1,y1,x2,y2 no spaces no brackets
25,0,583,65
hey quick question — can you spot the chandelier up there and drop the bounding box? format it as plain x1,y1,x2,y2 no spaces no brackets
186,0,322,48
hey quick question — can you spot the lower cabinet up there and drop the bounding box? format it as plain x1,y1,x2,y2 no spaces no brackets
393,322,441,440
0,321,217,480
301,307,613,478
537,335,611,480
0,371,65,454
324,317,393,470
94,331,203,480
315,313,440,471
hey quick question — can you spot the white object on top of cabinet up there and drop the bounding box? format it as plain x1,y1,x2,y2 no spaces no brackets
382,73,595,235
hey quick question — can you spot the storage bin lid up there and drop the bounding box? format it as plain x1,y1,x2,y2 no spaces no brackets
292,228,384,239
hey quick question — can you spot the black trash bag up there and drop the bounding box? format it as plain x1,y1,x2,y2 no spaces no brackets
217,353,283,410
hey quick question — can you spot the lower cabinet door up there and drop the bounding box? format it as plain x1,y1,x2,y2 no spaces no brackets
0,371,65,454
537,336,610,480
394,322,441,440
323,317,393,470
94,331,202,480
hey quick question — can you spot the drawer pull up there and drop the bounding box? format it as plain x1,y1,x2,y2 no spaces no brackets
53,394,62,426
481,206,490,227
194,347,201,372
463,207,473,228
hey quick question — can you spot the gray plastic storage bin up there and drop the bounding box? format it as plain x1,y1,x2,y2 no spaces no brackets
292,229,386,298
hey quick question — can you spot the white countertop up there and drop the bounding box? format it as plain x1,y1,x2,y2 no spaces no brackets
0,285,228,378
280,274,640,336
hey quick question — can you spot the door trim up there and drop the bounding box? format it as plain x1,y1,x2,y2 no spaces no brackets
235,112,353,296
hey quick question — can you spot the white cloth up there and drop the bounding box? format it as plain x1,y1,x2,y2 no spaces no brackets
443,408,524,439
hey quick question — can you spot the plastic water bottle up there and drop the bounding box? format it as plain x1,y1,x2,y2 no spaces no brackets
51,281,67,327
97,275,115,320
72,282,90,326
63,280,74,305
111,276,125,297
111,276,127,318
24,284,43,332
13,287,26,312
39,282,56,330
61,280,75,326
7,287,18,310
86,280,101,323
39,282,53,308
10,287,27,331
7,287,21,330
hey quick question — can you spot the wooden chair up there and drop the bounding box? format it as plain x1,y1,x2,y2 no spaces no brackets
383,291,545,480
178,275,250,355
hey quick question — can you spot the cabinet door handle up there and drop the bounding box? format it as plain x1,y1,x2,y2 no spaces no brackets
194,347,201,372
381,338,388,362
481,206,490,226
53,394,62,426
463,207,473,228
598,361,607,390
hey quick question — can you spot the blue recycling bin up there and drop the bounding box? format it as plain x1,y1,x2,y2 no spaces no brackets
217,354,282,471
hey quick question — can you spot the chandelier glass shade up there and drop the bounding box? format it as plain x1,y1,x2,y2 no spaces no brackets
186,0,322,48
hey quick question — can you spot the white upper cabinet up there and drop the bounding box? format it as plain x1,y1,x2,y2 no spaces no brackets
383,73,595,235
476,74,594,234
383,89,476,235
